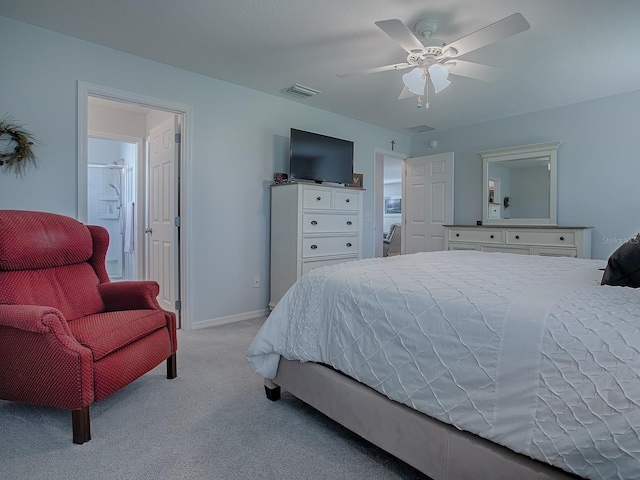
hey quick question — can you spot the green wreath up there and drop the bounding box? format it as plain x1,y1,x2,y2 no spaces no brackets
0,118,39,176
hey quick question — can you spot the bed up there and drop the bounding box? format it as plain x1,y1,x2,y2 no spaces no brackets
246,249,640,480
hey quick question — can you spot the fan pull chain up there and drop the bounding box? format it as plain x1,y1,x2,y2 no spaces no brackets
424,78,430,109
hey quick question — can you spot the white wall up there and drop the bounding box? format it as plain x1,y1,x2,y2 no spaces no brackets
0,16,410,328
411,90,640,260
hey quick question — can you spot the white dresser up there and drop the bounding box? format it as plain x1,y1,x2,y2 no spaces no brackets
270,183,363,308
444,225,592,258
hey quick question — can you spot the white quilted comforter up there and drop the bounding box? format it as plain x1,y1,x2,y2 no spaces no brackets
246,251,640,479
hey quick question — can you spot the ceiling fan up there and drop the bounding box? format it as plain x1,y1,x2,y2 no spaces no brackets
338,13,530,102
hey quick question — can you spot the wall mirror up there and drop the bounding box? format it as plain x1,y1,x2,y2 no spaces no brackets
479,141,560,225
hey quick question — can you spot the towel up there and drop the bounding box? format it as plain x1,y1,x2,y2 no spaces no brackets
124,202,135,253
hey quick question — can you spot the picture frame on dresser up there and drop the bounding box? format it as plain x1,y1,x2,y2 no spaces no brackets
347,173,363,188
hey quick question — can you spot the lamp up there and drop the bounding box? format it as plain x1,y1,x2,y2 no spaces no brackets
402,64,451,98
402,68,426,95
427,64,451,93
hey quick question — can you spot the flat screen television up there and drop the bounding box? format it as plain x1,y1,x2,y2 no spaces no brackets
289,128,354,185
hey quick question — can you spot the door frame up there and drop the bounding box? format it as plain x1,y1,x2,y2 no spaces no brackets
374,148,409,257
77,81,194,330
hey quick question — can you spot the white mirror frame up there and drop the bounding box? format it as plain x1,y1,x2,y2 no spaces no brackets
480,141,561,225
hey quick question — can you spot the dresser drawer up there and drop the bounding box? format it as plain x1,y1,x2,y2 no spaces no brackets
448,228,503,244
303,187,332,210
301,256,357,275
303,213,359,233
481,245,532,255
447,243,480,251
532,246,578,257
506,230,576,247
334,190,360,211
302,235,359,258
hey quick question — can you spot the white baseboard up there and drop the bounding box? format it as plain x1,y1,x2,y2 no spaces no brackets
191,308,269,330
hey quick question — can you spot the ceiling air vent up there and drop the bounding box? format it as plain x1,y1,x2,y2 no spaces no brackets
405,124,435,134
283,84,321,98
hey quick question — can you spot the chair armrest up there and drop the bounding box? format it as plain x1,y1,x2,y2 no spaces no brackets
0,304,94,409
0,304,73,336
98,281,163,311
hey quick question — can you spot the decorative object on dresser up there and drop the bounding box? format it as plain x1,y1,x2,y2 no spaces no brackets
444,225,593,258
347,172,363,188
273,172,288,184
269,183,363,309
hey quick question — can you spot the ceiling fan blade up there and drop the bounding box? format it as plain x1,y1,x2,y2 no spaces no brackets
375,19,425,54
446,60,499,82
398,86,414,100
443,13,530,58
337,62,411,78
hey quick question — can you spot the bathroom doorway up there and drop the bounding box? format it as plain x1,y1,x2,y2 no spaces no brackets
87,137,138,280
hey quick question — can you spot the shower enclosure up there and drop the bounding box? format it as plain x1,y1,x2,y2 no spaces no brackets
87,137,137,280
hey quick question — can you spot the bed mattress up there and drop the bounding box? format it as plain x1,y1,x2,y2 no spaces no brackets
246,251,640,479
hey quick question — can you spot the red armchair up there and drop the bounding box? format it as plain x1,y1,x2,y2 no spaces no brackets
0,210,177,444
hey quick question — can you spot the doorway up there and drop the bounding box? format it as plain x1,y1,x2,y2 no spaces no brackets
87,136,138,279
374,149,454,257
374,149,408,257
77,81,193,329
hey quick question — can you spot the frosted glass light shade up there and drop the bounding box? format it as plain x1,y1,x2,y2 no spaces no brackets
402,68,426,95
428,64,451,93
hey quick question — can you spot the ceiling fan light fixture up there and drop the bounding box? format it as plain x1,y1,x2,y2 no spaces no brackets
402,67,426,95
428,64,451,93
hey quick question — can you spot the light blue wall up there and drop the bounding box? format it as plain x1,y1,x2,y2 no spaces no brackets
0,16,410,326
411,90,640,260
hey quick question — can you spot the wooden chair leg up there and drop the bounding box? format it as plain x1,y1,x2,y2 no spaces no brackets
166,352,177,379
72,406,91,444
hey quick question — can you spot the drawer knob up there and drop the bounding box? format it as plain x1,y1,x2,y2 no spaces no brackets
346,198,350,203
490,235,494,239
346,243,352,247
346,221,352,225
515,235,520,240
310,244,318,250
311,220,318,225
456,233,460,237
560,236,565,241
316,196,321,201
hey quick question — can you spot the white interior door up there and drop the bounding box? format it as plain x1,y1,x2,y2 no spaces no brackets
403,152,454,254
148,116,179,314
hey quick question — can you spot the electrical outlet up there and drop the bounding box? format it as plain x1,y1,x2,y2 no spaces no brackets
253,275,260,288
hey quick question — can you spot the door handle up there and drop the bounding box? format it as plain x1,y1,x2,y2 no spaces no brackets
145,228,153,234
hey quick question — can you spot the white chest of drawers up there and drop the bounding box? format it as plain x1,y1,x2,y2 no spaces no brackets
444,225,592,258
270,183,363,308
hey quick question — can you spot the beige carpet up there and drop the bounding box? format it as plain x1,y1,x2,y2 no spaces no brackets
0,317,428,480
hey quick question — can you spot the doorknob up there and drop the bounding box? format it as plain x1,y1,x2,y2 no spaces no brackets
145,228,153,234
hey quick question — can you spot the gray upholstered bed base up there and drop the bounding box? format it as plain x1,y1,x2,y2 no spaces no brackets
266,358,581,480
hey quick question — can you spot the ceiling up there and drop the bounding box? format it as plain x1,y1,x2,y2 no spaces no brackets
2,0,640,134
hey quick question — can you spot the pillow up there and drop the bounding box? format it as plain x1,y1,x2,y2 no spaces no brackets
601,234,640,287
